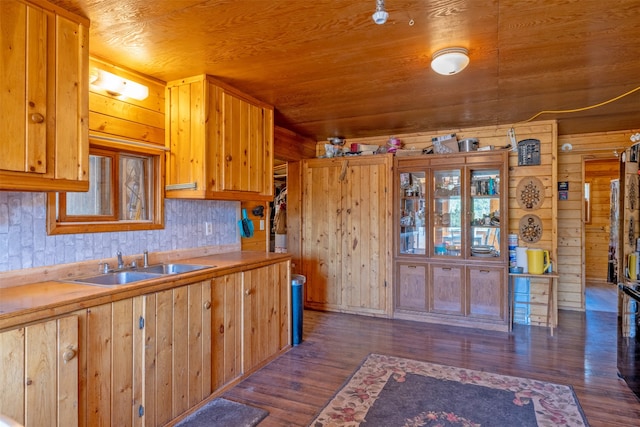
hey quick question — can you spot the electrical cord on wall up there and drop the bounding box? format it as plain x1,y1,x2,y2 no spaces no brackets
521,84,640,123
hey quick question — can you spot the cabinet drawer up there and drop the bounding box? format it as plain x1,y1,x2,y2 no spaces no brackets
429,264,464,315
467,266,505,320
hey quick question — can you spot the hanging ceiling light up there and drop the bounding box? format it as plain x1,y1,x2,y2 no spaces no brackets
431,47,470,75
372,0,389,25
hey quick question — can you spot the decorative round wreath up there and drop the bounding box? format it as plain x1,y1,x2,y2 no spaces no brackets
516,176,545,211
519,214,543,243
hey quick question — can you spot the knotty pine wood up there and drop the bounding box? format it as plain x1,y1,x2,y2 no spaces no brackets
585,159,619,283
557,131,631,311
222,309,640,427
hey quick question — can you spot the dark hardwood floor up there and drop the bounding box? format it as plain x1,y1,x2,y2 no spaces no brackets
223,309,640,426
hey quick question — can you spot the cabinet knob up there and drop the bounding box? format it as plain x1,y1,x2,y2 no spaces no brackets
63,348,77,363
203,301,211,309
219,325,225,334
226,155,233,162
30,113,45,123
245,289,252,296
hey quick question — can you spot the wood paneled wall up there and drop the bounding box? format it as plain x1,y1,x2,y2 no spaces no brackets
584,159,619,283
88,56,165,144
557,131,633,310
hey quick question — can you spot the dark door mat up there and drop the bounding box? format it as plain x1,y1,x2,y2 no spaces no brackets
175,397,268,427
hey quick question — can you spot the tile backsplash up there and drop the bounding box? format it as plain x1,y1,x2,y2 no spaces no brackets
0,192,239,272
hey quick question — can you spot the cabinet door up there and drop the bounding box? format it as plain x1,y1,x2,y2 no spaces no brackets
302,160,343,309
243,262,289,372
0,316,78,427
151,281,212,424
397,170,427,256
221,91,269,194
211,272,243,391
432,168,463,258
468,165,504,260
396,263,427,312
430,264,465,315
467,266,506,320
0,0,88,191
341,159,391,315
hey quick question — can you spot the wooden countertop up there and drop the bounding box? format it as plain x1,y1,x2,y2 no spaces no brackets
0,251,291,331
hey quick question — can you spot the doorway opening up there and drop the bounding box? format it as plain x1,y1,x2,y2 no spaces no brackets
584,157,619,312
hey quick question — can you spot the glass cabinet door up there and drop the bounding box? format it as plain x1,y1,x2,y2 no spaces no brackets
433,169,462,257
398,171,426,254
469,167,501,259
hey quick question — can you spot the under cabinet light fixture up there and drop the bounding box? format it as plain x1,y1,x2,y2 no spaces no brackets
89,68,149,101
431,47,470,75
372,0,389,24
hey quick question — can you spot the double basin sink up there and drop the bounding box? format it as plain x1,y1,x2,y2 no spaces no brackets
72,263,214,287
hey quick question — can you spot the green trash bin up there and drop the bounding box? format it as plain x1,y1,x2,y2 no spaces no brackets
291,274,306,345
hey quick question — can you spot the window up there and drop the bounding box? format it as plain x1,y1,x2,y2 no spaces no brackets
47,138,164,234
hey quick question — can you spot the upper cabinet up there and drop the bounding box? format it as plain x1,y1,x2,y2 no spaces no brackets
165,74,274,200
0,0,89,192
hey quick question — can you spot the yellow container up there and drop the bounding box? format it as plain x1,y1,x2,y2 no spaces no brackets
527,249,550,275
629,253,638,280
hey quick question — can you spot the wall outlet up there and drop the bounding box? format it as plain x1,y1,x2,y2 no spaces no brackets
205,222,213,235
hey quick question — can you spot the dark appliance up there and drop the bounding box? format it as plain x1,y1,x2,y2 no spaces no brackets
618,283,640,400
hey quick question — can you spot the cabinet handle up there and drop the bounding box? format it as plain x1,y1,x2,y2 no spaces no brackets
480,270,490,274
226,155,232,162
30,113,45,123
441,267,452,271
408,265,417,269
204,301,211,309
219,325,224,334
245,289,252,296
26,378,33,386
63,347,76,363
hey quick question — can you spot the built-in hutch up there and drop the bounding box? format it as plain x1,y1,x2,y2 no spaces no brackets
393,150,509,331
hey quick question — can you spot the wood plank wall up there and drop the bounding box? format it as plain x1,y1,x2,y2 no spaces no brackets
584,159,619,283
557,131,633,310
319,121,557,322
88,56,165,144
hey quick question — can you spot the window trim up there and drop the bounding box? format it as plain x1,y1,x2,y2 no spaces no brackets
47,136,165,235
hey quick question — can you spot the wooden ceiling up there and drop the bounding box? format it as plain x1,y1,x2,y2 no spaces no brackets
52,0,640,140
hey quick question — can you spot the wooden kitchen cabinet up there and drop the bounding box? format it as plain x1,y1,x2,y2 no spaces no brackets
165,74,274,201
301,154,393,317
0,0,89,192
393,151,509,331
211,272,243,391
80,280,212,427
242,261,290,372
0,315,78,427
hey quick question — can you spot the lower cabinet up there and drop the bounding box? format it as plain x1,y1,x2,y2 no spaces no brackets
1,260,291,427
211,272,243,391
0,315,79,427
395,261,507,331
242,262,290,372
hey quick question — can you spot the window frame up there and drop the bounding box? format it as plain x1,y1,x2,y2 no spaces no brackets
47,137,165,235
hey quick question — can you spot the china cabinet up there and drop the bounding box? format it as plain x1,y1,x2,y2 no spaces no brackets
394,151,509,331
0,0,89,192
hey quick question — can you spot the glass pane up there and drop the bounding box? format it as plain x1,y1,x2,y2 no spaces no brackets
433,169,461,257
66,155,113,215
399,171,426,254
120,154,152,221
470,168,501,258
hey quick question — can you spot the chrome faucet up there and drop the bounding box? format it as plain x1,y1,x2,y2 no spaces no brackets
143,250,149,268
117,251,124,269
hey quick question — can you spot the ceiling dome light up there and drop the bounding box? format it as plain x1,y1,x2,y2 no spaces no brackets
372,0,389,25
431,47,470,75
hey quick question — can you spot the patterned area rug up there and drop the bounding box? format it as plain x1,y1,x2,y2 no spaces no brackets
310,354,589,426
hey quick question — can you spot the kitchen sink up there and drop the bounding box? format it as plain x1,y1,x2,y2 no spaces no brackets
72,271,164,286
138,263,214,274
